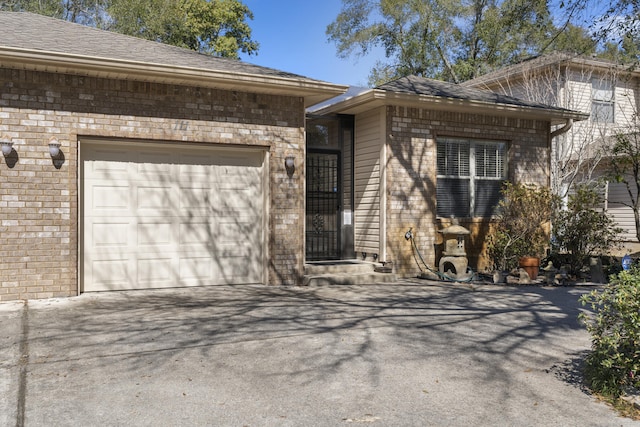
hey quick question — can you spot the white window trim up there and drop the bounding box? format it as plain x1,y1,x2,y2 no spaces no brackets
437,137,507,218
591,78,615,123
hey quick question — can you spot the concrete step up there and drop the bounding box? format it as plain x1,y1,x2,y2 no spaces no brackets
303,260,396,286
303,272,398,286
304,260,377,275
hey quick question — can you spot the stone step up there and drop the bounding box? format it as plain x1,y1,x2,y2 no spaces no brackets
302,272,398,286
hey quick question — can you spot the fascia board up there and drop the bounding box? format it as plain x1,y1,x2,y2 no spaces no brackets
313,88,589,124
0,46,348,107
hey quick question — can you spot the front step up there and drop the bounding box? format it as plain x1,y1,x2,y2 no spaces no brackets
303,261,397,286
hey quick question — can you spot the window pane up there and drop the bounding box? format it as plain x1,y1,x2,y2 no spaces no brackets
592,79,613,101
475,143,506,178
437,178,470,217
592,101,614,123
437,140,469,176
475,179,504,217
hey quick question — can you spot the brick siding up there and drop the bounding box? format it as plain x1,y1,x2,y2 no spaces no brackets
0,68,305,301
384,106,551,277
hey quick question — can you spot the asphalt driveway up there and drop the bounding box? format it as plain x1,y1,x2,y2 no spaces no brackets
1,280,638,426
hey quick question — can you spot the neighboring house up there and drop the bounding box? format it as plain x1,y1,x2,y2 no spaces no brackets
307,76,586,276
0,13,586,302
463,52,640,250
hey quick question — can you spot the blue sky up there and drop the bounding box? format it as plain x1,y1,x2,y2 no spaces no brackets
242,1,381,87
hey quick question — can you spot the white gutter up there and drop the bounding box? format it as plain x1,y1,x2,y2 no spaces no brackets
313,89,588,124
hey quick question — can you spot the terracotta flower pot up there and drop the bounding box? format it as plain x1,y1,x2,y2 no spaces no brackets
519,256,540,279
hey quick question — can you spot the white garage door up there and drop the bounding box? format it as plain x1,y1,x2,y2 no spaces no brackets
81,141,265,292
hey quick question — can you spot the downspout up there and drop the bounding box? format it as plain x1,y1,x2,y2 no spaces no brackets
550,118,573,195
550,118,573,139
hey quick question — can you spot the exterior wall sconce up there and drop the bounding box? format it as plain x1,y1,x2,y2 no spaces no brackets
48,137,61,157
284,155,295,178
1,134,13,156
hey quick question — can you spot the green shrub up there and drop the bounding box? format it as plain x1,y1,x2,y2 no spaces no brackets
552,184,622,274
580,268,640,397
487,182,557,271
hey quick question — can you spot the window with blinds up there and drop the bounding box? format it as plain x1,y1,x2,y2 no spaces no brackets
437,137,507,218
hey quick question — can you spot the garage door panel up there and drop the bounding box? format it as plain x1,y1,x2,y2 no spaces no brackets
137,221,173,246
179,187,214,211
90,184,130,211
136,185,174,211
215,217,260,242
179,256,213,281
137,257,174,285
216,189,260,213
218,253,261,282
179,222,212,246
90,258,131,289
82,142,265,291
90,221,131,248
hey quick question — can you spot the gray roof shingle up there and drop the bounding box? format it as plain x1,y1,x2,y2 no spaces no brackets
377,75,563,111
0,11,317,82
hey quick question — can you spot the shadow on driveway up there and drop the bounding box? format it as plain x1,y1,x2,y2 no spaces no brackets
2,281,635,426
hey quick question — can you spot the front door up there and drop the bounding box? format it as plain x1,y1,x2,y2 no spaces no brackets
306,151,341,260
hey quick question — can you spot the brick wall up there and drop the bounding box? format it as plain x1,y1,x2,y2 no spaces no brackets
384,106,551,277
0,68,305,301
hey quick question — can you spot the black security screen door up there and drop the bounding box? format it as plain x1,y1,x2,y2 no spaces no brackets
306,151,340,260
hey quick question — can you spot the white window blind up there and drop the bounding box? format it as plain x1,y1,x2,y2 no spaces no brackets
591,78,614,123
437,138,507,218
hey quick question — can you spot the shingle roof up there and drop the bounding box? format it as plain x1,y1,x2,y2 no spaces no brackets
310,75,588,123
377,75,557,111
462,52,640,88
0,12,348,105
0,11,312,80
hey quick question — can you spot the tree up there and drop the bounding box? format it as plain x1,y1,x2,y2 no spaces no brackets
326,0,595,86
1,0,258,59
109,0,258,58
557,0,640,65
1,0,63,17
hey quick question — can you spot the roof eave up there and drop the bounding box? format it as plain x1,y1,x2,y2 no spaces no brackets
0,46,348,107
466,54,640,88
312,89,588,124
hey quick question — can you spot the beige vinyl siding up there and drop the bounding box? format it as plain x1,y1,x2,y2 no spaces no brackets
608,180,638,241
615,78,639,128
354,108,383,256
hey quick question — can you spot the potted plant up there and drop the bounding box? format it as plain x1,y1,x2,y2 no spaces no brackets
487,182,557,280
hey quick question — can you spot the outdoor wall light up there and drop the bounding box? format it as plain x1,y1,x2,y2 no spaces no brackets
1,135,13,156
284,155,295,178
48,136,61,157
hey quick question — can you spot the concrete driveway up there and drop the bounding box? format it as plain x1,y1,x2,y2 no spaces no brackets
1,280,638,427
